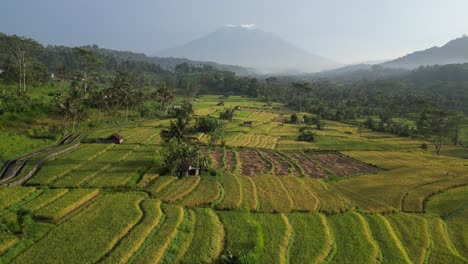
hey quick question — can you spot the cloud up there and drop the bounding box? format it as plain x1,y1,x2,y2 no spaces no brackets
224,24,256,29
241,24,256,29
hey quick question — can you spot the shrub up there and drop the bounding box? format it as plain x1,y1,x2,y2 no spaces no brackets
298,126,315,142
220,109,234,121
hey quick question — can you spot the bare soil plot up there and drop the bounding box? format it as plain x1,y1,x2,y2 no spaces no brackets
237,149,271,176
224,148,237,173
259,151,292,176
209,149,224,170
308,153,379,176
286,152,329,178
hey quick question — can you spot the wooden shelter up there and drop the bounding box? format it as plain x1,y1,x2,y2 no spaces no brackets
243,121,253,127
96,133,124,144
176,161,199,177
108,133,124,144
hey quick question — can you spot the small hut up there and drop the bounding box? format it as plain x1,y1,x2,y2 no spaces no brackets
176,161,199,177
234,106,241,110
243,121,253,127
107,133,124,144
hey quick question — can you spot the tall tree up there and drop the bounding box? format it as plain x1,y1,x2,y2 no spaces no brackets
110,71,141,123
7,35,43,92
156,82,176,112
291,81,312,113
419,110,458,155
73,47,99,93
56,84,86,133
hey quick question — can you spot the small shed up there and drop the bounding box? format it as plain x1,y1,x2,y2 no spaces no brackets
194,98,200,102
96,133,124,144
176,161,199,177
243,121,253,127
234,106,241,110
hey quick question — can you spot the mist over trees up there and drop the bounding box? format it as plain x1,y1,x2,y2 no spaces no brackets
0,32,467,153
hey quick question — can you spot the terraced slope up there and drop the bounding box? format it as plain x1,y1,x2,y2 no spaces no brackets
1,96,466,263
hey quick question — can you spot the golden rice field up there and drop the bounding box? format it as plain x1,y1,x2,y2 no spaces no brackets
1,95,466,263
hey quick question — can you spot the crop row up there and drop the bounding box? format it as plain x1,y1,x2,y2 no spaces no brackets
51,144,137,187
3,200,464,263
145,174,352,214
11,192,146,263
33,189,99,221
27,144,114,185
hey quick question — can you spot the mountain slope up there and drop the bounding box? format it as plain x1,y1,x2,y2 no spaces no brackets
381,36,468,69
157,26,340,74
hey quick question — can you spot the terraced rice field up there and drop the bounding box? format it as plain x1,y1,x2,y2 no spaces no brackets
287,213,333,263
1,96,467,263
12,193,145,264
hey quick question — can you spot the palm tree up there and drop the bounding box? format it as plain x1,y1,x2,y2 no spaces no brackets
156,82,176,112
57,84,86,133
291,81,312,113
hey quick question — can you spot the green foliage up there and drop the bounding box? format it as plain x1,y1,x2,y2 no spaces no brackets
220,108,235,121
297,125,316,142
195,115,223,134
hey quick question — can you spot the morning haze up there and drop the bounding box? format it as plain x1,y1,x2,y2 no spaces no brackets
1,0,467,64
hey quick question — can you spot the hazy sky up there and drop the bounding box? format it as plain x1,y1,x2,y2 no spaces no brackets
1,0,467,64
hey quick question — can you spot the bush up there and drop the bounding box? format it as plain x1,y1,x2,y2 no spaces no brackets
290,113,298,124
298,126,316,142
220,109,234,121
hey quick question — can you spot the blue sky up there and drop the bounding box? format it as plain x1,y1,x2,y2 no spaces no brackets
1,0,467,63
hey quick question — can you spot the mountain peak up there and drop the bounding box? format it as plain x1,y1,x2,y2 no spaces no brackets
157,26,341,74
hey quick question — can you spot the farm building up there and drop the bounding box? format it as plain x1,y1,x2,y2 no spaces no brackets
243,121,253,127
234,106,241,110
176,161,199,177
96,133,124,144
